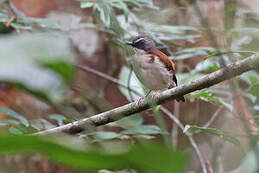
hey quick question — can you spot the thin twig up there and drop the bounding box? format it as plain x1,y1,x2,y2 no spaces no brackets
171,101,180,149
127,66,135,102
188,135,208,173
193,106,224,134
33,54,259,135
160,107,207,173
202,106,223,129
160,107,184,130
77,65,140,96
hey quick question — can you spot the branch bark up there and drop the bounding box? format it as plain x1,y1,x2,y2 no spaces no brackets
34,54,259,135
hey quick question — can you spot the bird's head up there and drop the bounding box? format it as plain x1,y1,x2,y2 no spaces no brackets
126,36,155,52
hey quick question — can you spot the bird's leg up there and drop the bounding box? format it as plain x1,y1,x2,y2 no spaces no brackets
135,90,152,105
145,90,152,97
150,90,160,99
135,96,145,105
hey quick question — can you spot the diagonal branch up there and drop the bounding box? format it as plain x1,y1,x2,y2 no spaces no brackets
34,54,259,135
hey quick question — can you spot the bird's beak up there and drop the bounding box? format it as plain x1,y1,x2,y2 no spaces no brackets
126,41,134,46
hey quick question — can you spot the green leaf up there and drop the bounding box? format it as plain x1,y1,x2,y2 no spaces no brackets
109,8,125,37
0,32,75,102
249,83,259,100
11,124,36,134
133,134,155,139
80,2,95,8
10,23,32,30
176,47,215,54
194,59,220,72
108,114,143,129
243,93,257,103
118,66,145,101
174,47,215,60
159,35,201,42
0,107,29,127
183,125,240,146
0,135,187,173
124,0,158,9
30,119,44,131
48,114,67,126
30,119,56,131
0,13,10,22
109,0,130,21
95,4,111,27
89,131,121,141
188,90,233,110
92,2,124,37
122,125,167,135
0,23,12,34
8,127,24,135
151,24,199,35
40,60,75,85
240,71,259,85
190,90,220,103
0,119,19,126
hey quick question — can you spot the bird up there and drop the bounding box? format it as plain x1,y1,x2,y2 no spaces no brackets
126,36,185,102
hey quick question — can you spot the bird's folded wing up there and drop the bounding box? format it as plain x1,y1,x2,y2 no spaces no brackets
151,49,176,73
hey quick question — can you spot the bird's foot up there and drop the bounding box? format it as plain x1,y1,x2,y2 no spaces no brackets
150,91,160,99
135,96,145,105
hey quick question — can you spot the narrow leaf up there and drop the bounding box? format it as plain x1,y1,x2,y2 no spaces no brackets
184,125,240,146
0,107,29,127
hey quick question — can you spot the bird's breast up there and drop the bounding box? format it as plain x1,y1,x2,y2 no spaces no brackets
132,50,174,90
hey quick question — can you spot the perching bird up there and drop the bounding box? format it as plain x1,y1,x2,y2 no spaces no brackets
126,36,185,102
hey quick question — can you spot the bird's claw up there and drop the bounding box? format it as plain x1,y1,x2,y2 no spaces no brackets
135,96,145,105
150,91,160,99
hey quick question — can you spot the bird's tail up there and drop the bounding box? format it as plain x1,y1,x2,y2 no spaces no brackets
172,74,185,102
176,96,185,102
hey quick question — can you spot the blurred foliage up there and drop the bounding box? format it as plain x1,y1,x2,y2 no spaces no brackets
106,115,167,140
0,107,63,134
0,32,75,102
0,135,187,173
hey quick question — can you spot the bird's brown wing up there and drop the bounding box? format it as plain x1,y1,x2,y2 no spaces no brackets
151,49,176,74
151,49,185,102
